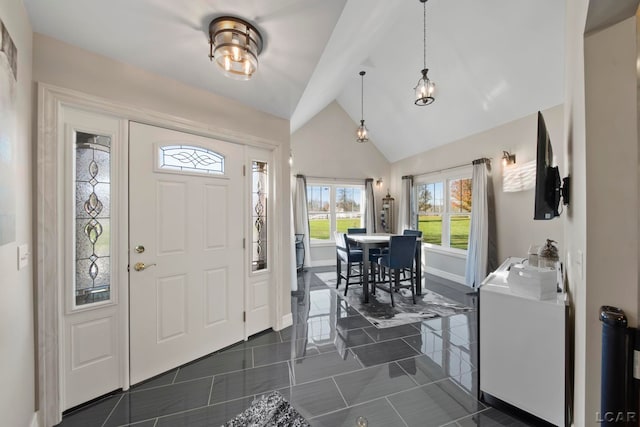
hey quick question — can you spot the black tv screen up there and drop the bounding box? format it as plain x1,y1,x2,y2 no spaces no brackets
534,111,561,220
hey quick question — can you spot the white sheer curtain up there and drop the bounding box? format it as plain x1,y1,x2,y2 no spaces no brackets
397,175,413,233
364,178,376,233
293,175,311,268
465,159,490,287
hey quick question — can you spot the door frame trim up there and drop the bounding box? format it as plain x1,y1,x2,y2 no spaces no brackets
36,83,289,426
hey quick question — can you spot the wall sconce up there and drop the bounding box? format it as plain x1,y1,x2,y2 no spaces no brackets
376,178,383,188
502,151,516,166
289,150,293,166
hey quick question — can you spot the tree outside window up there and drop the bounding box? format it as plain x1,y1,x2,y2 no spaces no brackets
416,177,472,250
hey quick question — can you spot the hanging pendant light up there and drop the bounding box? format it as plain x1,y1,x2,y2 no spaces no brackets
414,0,435,106
356,71,369,143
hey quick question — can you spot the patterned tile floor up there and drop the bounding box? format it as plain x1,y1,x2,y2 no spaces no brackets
58,267,541,427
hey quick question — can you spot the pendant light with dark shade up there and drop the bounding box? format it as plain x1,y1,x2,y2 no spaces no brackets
414,0,435,106
356,71,369,143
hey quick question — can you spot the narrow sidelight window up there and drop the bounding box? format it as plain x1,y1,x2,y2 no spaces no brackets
75,132,111,306
252,161,268,271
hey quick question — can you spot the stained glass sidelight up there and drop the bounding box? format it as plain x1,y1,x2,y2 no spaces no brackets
252,161,268,271
75,132,111,305
159,145,225,175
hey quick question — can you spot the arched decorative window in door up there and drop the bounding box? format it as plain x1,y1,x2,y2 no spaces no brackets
158,145,225,175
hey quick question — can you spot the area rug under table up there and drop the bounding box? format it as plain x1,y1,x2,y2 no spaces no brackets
225,391,309,427
314,271,474,328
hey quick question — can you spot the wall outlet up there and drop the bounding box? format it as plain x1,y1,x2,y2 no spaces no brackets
17,244,29,270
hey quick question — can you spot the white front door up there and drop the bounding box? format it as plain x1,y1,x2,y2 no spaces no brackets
129,122,245,384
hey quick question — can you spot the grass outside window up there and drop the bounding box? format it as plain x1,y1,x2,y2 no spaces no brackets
309,218,361,240
418,215,470,250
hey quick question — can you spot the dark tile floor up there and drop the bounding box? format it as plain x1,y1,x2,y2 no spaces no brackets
58,267,537,427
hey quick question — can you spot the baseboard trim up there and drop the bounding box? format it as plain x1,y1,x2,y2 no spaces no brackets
309,259,336,268
30,411,40,427
278,313,293,331
424,266,466,285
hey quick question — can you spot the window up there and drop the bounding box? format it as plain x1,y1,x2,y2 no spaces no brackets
251,161,268,271
158,145,224,175
415,174,472,250
75,131,111,306
307,183,364,241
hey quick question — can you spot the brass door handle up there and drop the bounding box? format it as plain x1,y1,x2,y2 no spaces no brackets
134,262,156,272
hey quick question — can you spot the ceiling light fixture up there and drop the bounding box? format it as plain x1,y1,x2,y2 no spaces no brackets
209,16,263,81
356,71,369,143
414,0,435,106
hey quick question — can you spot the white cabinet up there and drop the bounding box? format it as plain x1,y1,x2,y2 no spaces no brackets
479,258,567,426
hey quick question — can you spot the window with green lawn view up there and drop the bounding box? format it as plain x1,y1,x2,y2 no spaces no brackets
307,183,364,241
415,177,472,250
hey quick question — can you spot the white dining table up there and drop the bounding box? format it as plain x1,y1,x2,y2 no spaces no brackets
346,233,422,303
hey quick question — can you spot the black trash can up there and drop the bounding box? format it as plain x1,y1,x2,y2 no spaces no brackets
599,306,628,425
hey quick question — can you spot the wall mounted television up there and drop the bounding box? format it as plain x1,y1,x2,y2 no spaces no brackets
534,111,570,220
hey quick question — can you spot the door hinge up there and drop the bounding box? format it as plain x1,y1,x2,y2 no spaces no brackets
127,264,130,272
243,165,246,176
243,311,246,322
243,238,246,249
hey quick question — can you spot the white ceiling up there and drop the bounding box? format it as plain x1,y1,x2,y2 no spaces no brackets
24,0,565,163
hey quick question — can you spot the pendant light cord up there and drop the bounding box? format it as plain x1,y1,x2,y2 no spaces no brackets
360,71,365,121
423,0,427,70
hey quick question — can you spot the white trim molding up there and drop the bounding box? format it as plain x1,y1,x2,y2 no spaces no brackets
278,313,294,331
424,266,466,285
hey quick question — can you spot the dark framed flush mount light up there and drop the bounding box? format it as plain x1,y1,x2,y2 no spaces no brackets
209,16,263,81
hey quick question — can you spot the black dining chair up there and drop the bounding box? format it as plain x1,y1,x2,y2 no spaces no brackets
348,227,386,284
401,229,423,282
335,232,363,296
375,235,418,306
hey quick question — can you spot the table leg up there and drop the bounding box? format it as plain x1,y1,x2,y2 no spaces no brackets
415,242,422,295
363,244,370,303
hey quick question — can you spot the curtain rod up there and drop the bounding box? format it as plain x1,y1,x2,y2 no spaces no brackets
302,175,367,183
409,157,492,178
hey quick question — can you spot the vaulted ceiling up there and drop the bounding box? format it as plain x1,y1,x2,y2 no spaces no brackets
24,0,565,162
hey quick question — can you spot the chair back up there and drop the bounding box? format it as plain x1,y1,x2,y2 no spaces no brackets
334,231,362,262
334,232,350,263
347,228,367,234
403,229,423,237
387,235,418,269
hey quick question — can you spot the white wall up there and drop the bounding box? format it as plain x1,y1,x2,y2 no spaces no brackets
0,1,35,426
565,6,640,423
390,106,565,282
564,1,589,422
32,34,293,328
291,101,391,265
